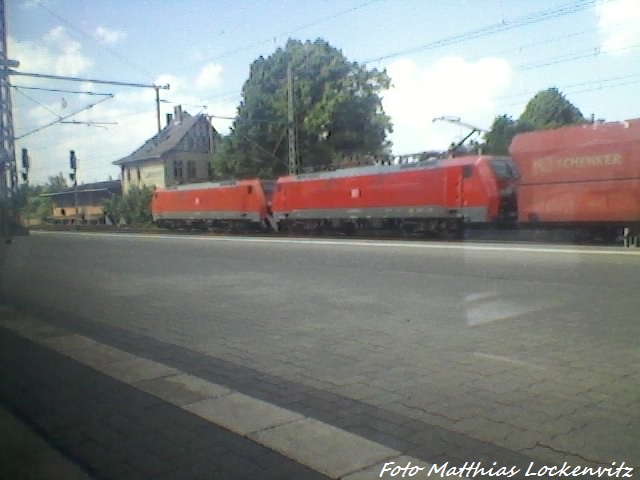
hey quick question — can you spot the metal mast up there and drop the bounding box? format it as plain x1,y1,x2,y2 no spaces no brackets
287,62,298,175
0,0,17,216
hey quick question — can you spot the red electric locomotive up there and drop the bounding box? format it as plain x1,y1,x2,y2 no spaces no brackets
509,118,640,240
271,155,519,236
151,179,275,231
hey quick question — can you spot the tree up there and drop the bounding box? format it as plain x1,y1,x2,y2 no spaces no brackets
483,115,533,155
483,88,586,154
518,87,585,130
213,38,392,178
17,185,52,223
43,173,68,193
17,174,68,224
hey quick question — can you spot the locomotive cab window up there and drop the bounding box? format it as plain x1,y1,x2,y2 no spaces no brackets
462,165,474,179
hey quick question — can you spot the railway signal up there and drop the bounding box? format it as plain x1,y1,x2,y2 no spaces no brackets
20,148,29,182
69,150,77,184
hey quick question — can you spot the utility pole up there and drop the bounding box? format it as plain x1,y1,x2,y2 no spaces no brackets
154,86,161,136
0,0,18,238
287,63,298,175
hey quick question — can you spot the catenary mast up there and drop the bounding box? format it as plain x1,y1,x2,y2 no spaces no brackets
0,0,18,235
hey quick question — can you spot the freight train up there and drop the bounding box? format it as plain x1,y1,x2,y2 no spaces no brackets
151,118,640,243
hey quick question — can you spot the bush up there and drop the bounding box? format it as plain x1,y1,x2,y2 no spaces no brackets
104,186,153,226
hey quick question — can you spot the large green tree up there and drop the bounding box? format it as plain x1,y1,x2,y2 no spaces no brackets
214,38,392,178
483,88,585,154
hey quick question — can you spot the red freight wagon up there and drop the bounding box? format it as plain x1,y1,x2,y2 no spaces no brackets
151,179,274,230
509,119,640,232
271,155,518,236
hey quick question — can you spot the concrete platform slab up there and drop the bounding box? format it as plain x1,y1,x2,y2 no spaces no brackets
249,417,399,478
184,392,304,435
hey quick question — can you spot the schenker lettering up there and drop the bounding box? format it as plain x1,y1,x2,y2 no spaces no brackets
378,461,635,478
532,153,622,175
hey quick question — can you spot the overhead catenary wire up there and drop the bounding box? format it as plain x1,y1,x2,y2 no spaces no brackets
183,0,386,69
16,95,114,140
11,85,114,96
36,2,157,82
362,0,611,64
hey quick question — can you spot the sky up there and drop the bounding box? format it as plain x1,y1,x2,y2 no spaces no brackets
8,0,640,185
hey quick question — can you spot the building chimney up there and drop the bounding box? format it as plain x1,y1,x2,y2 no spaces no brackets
166,113,173,126
174,105,183,123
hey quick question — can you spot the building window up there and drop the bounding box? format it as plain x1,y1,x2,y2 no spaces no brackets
136,167,141,182
126,168,131,181
187,161,196,180
173,160,183,182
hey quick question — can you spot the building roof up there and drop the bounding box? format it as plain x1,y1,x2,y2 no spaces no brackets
113,109,208,166
40,180,122,198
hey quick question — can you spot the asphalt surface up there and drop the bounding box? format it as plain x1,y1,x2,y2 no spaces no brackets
1,231,639,478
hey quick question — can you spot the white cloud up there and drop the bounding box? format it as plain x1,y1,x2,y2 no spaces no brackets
195,63,224,90
9,27,93,76
382,56,512,153
155,73,183,91
595,0,640,54
94,26,127,45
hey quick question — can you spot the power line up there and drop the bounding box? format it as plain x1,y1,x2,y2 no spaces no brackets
493,71,640,110
16,95,114,140
11,85,114,96
37,2,156,82
516,42,640,71
184,0,385,69
364,0,608,64
12,86,61,120
8,70,168,89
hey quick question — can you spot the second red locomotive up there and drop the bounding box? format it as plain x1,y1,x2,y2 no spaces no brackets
271,155,518,236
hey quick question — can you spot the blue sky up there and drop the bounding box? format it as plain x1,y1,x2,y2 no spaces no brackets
9,0,640,184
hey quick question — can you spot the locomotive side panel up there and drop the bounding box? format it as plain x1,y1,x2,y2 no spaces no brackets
273,166,452,220
518,178,640,224
152,180,270,227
